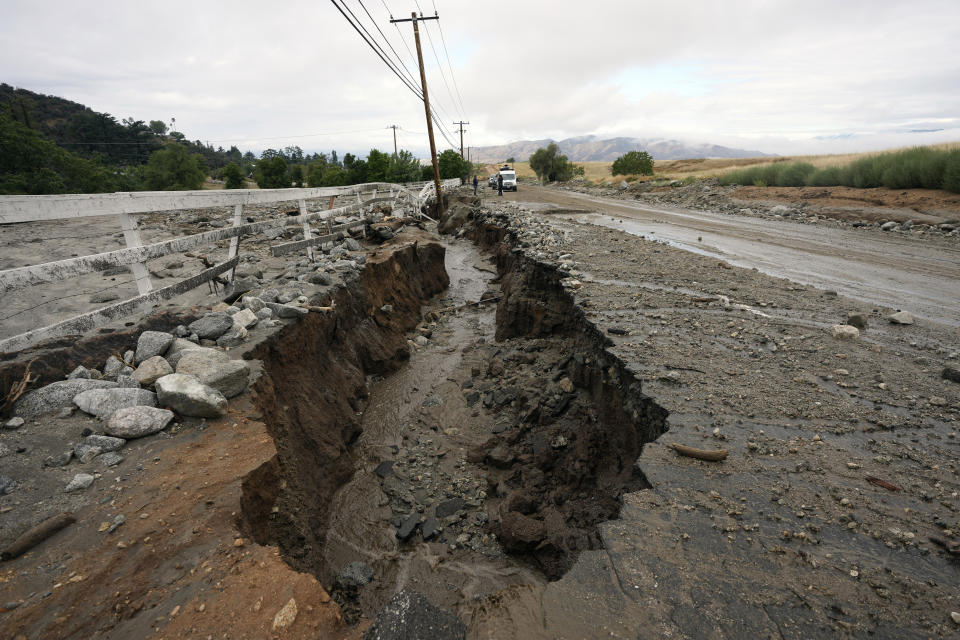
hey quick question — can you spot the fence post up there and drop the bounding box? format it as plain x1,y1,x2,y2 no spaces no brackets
119,213,153,296
227,203,243,281
299,199,314,261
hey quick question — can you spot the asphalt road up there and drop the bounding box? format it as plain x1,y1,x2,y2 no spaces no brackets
492,184,960,327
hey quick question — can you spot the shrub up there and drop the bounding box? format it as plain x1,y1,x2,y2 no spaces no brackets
943,150,960,193
775,162,815,186
612,150,654,176
806,166,842,186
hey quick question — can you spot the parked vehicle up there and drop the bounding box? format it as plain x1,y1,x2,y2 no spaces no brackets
498,165,518,191
488,174,498,187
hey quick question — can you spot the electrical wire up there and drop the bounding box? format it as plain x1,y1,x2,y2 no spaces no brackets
432,0,468,120
417,6,463,123
355,0,421,91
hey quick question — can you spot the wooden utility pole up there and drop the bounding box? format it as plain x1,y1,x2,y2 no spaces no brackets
387,124,398,156
391,12,442,208
453,121,469,159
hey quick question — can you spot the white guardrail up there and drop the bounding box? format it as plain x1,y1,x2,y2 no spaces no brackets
0,179,460,353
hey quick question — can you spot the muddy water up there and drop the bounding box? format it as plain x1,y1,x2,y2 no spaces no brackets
321,238,544,621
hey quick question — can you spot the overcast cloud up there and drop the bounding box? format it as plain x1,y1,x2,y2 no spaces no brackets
2,0,958,158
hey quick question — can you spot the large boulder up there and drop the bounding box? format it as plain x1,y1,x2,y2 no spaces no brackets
135,331,174,364
176,350,250,398
164,338,203,369
187,313,234,340
73,388,157,418
15,379,118,418
132,356,174,385
266,302,308,318
438,203,472,235
106,406,175,438
155,374,227,418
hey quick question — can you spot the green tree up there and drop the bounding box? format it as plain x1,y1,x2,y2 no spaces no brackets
223,162,245,189
505,157,515,163
343,153,368,184
529,143,575,182
143,143,207,190
290,165,304,188
386,150,422,183
320,165,347,186
255,156,289,188
611,150,654,176
438,149,471,180
366,148,391,182
307,159,328,187
148,119,168,136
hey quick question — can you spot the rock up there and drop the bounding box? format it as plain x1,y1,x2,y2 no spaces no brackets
831,324,860,340
266,302,308,318
164,338,203,368
106,406,175,438
176,350,250,398
132,356,174,385
187,313,234,339
100,452,124,467
271,598,298,632
103,355,125,380
0,476,16,495
44,451,72,467
15,379,118,418
232,308,258,329
255,307,273,321
83,435,125,452
4,417,24,430
364,591,465,640
135,331,174,364
435,498,465,519
344,237,362,252
498,511,546,549
846,313,869,330
276,288,302,304
438,203,472,235
0,443,10,458
154,374,228,418
115,374,139,388
308,271,332,285
90,291,119,303
241,296,266,313
618,180,629,190
951,611,960,625
58,406,75,418
65,473,95,492
336,561,375,589
224,305,241,315
557,377,574,393
888,311,914,325
375,461,395,478
396,513,420,541
216,322,248,348
66,366,91,380
73,388,157,418
220,278,258,301
260,288,280,303
487,444,515,468
943,366,960,383
421,517,440,541
880,221,898,231
74,443,102,463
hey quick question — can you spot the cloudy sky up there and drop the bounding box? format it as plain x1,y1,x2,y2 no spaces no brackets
2,0,959,158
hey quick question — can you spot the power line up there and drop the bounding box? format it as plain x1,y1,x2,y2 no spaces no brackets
339,0,423,98
432,0,468,119
419,11,463,122
356,0,421,91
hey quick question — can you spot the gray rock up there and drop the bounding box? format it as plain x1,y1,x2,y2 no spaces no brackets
103,355,125,380
220,278,258,301
73,388,157,418
174,324,189,338
846,313,869,330
241,296,266,313
115,374,140,388
66,366,91,380
65,473,95,492
44,451,73,467
421,517,440,541
164,338,202,368
135,331,174,364
888,310,915,325
831,324,860,340
396,513,420,541
0,476,16,495
132,356,174,385
264,226,284,240
90,291,119,303
187,313,234,339
336,561,375,589
123,350,135,365
232,308,258,329
224,305,242,315
176,350,250,398
75,444,102,463
155,374,228,418
260,288,280,303
266,302,308,318
308,272,332,285
344,238,362,252
15,379,118,418
106,406,175,438
880,221,899,231
83,434,125,452
618,180,629,190
255,307,274,321
4,417,25,430
277,288,302,304
435,498,464,518
100,452,124,467
0,443,10,458
57,406,75,418
215,323,248,348
364,591,465,640
942,366,960,384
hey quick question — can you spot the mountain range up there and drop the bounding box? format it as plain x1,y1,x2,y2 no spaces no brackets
472,135,773,163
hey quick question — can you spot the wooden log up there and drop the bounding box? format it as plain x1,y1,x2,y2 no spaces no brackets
1,512,76,560
668,443,729,462
0,256,239,354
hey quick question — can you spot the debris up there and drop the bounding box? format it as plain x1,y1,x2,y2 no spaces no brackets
866,476,901,491
1,512,76,560
668,443,729,462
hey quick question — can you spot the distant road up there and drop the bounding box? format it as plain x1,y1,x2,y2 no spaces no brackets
499,185,960,327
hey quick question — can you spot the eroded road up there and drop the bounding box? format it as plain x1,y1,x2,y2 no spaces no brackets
495,185,960,326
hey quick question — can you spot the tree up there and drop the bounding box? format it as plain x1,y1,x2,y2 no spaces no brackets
282,145,304,164
386,150,422,183
343,153,367,184
438,149,471,180
320,165,347,186
223,162,245,189
529,143,576,182
612,150,654,176
366,148,390,182
148,120,168,136
143,143,207,190
255,156,289,188
290,165,304,188
505,157,515,163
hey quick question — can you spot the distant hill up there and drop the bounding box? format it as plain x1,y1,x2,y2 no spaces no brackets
473,135,773,163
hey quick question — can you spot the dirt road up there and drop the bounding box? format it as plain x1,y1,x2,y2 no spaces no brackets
491,185,960,326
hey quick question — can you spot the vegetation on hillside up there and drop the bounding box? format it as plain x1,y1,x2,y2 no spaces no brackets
718,146,960,193
611,150,654,176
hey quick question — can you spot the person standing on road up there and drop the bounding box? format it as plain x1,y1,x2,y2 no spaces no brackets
497,173,503,196
472,175,478,195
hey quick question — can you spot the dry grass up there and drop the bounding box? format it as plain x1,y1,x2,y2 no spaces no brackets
484,141,960,183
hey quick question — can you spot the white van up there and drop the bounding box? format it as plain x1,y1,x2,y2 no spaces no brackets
498,166,518,191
